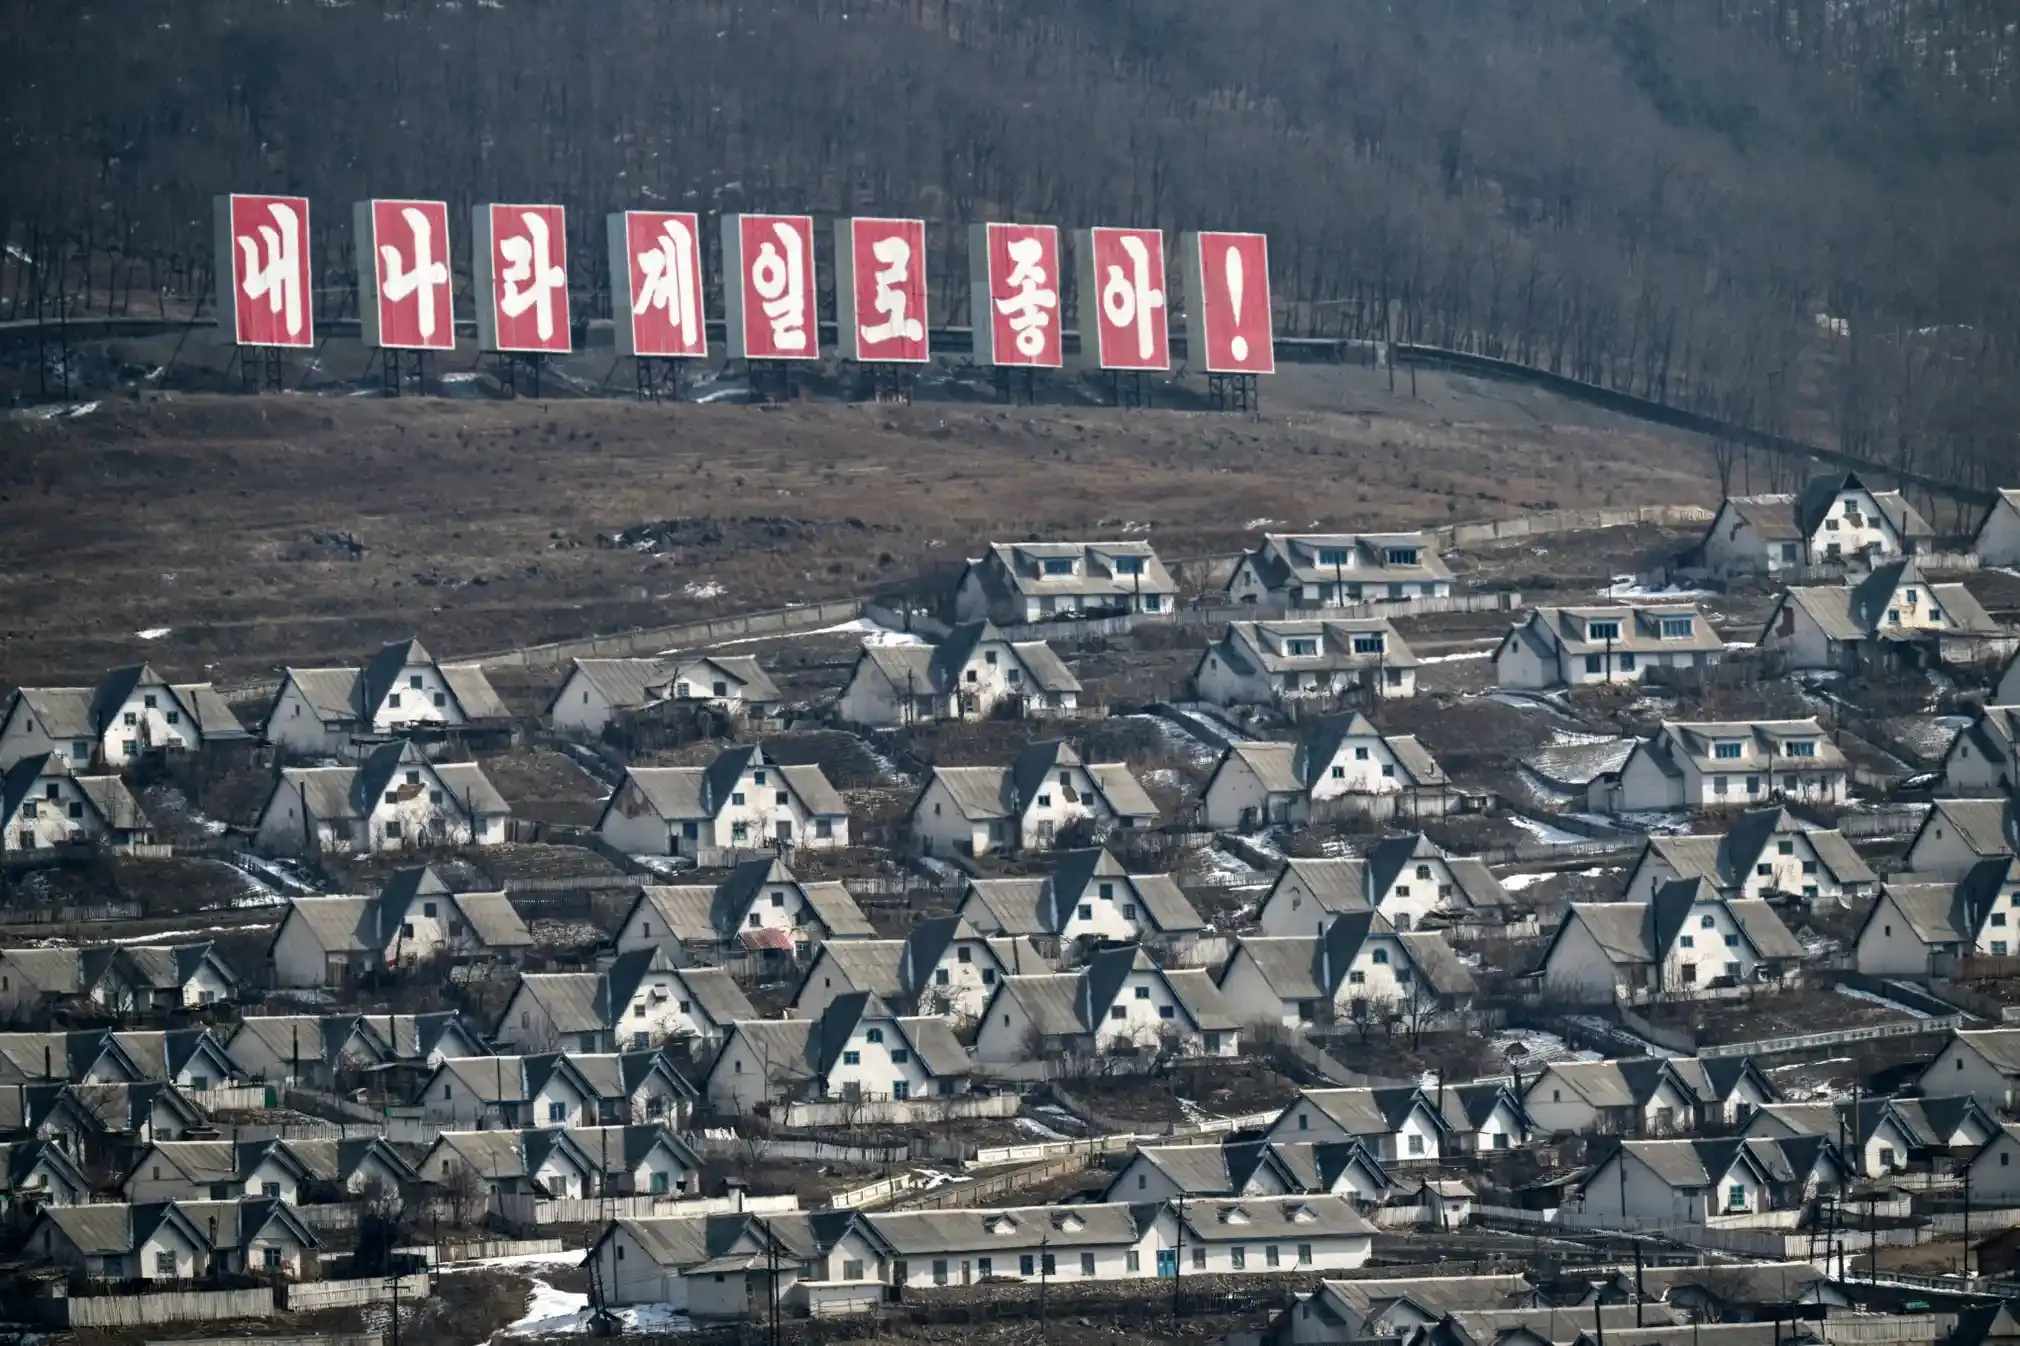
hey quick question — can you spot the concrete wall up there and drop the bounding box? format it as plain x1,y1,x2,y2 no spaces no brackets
282,1274,431,1313
475,599,864,670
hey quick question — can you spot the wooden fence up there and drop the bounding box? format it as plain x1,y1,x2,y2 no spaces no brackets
280,1273,431,1313
40,1287,279,1327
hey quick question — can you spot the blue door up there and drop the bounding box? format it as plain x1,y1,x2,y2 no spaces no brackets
1156,1250,1177,1278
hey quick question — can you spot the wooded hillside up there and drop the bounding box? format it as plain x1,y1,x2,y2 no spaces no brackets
5,0,2017,484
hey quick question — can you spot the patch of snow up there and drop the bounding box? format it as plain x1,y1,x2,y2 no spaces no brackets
1417,647,1493,664
1493,1028,1600,1067
1013,1115,1070,1141
1601,575,1714,601
702,616,925,650
1184,845,1266,888
682,580,725,600
916,1168,970,1190
631,854,697,879
1506,815,1591,846
443,1248,589,1271
1245,518,1279,529
135,627,171,640
1500,872,1553,892
1833,983,1929,1020
1123,713,1222,772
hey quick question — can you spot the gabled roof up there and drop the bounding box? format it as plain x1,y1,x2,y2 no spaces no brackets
1237,533,1452,590
1290,1085,1451,1138
1083,944,1237,1032
1294,713,1448,788
546,658,669,717
1529,1059,1691,1111
4,688,93,741
1045,848,1202,934
1912,798,2020,863
1794,471,1932,541
1552,882,1805,969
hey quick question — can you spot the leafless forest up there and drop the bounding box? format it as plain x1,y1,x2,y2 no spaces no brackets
4,0,2018,483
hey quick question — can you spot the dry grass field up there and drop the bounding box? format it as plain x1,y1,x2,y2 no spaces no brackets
0,357,1719,687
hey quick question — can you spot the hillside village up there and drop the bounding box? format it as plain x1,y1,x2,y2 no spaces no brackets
15,472,2020,1343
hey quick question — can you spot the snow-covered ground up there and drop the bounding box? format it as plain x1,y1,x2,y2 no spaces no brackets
1507,815,1592,846
1123,713,1223,772
1184,844,1267,888
631,854,697,879
1013,1115,1071,1141
1491,1027,1600,1068
1416,644,1495,664
1601,575,1714,601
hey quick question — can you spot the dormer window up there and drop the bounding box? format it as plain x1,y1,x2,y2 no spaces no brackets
1288,1204,1319,1223
1286,638,1318,657
1586,620,1621,641
1041,558,1073,576
1053,1213,1085,1232
1317,548,1350,568
1114,557,1144,575
1352,633,1385,654
1385,547,1419,567
1785,741,1816,758
1220,1206,1250,1224
1714,742,1743,760
1659,616,1693,639
986,1215,1019,1235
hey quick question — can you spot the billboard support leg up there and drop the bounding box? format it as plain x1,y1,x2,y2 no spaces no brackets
866,366,915,406
1108,371,1146,410
412,351,430,397
1208,373,1260,415
635,358,684,405
991,368,1041,405
748,360,794,406
237,346,285,394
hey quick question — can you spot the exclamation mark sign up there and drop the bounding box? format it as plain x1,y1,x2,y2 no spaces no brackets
1224,244,1249,362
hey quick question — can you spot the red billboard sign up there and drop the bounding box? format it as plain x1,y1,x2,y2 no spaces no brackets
355,199,455,352
472,203,571,354
214,194,314,348
720,214,819,361
968,223,1062,369
836,218,929,363
1076,227,1169,371
1184,231,1275,375
609,211,707,359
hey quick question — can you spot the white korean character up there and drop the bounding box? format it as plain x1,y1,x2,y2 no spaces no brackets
499,211,567,341
859,234,924,346
237,201,305,338
1100,233,1165,360
634,218,700,344
750,221,808,351
380,207,449,340
995,236,1057,358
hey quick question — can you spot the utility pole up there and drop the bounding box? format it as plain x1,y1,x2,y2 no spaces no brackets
389,1264,402,1346
1038,1234,1050,1341
1172,1194,1184,1323
1962,1161,1973,1279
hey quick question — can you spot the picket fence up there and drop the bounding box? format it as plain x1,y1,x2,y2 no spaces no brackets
492,1191,796,1226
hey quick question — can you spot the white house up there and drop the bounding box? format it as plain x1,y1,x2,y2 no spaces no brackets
1698,473,1933,578
790,916,1042,1023
0,664,248,772
27,1198,314,1282
1743,1096,1994,1179
0,753,152,854
1254,835,1512,937
1264,1087,1451,1165
702,993,972,1113
595,746,849,864
421,1127,607,1200
1963,1122,2020,1206
1520,1057,1708,1137
954,541,1178,624
226,1011,489,1087
971,945,1239,1063
545,655,782,739
1921,1029,2020,1109
1941,705,2020,795
1905,798,2014,876
837,621,1081,726
121,1138,316,1204
1201,712,1451,831
495,948,756,1054
1494,605,1724,690
1227,533,1453,608
416,1051,696,1131
590,1210,890,1314
253,738,511,856
1215,912,1476,1031
82,942,240,1013
1102,1138,1394,1204
1436,1083,1536,1155
611,855,877,969
908,740,1157,857
266,867,532,988
0,1140,90,1208
1973,489,2020,566
1537,879,1807,1004
1759,561,2001,673
1576,1137,1848,1221
1852,861,2020,976
1620,807,1874,906
1592,719,1848,813
955,847,1205,960
1194,619,1419,707
264,637,512,759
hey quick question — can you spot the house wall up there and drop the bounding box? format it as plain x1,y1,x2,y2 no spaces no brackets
1973,877,2020,957
0,772,110,852
1308,736,1408,800
971,987,1045,1065
704,761,843,854
1521,1080,1599,1137
265,679,353,756
597,779,682,857
138,1222,207,1281
100,681,203,767
1093,967,1225,1056
253,787,338,859
1807,489,1903,563
368,662,466,734
1945,727,2011,795
363,768,479,852
1923,1040,2018,1108
0,701,87,773
705,1031,786,1114
1016,760,1117,850
1216,948,1303,1030
1968,1131,2020,1206
1614,747,1688,812
177,961,235,1008
821,1018,940,1102
1579,1153,1729,1222
596,1224,686,1309
269,909,351,989
1702,510,1782,579
1183,1231,1371,1275
1658,899,1761,990
1054,879,1152,946
551,669,628,739
1734,831,1850,904
1494,630,1557,691
1977,503,2020,568
496,984,573,1055
910,777,999,858
1761,604,1840,673
609,970,717,1052
837,663,911,728
1202,755,1291,831
530,1072,595,1128
1854,894,1940,978
915,940,1001,1022
1540,917,1627,1004
1906,811,1994,876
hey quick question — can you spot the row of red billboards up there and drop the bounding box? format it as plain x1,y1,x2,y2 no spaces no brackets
215,195,1275,375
